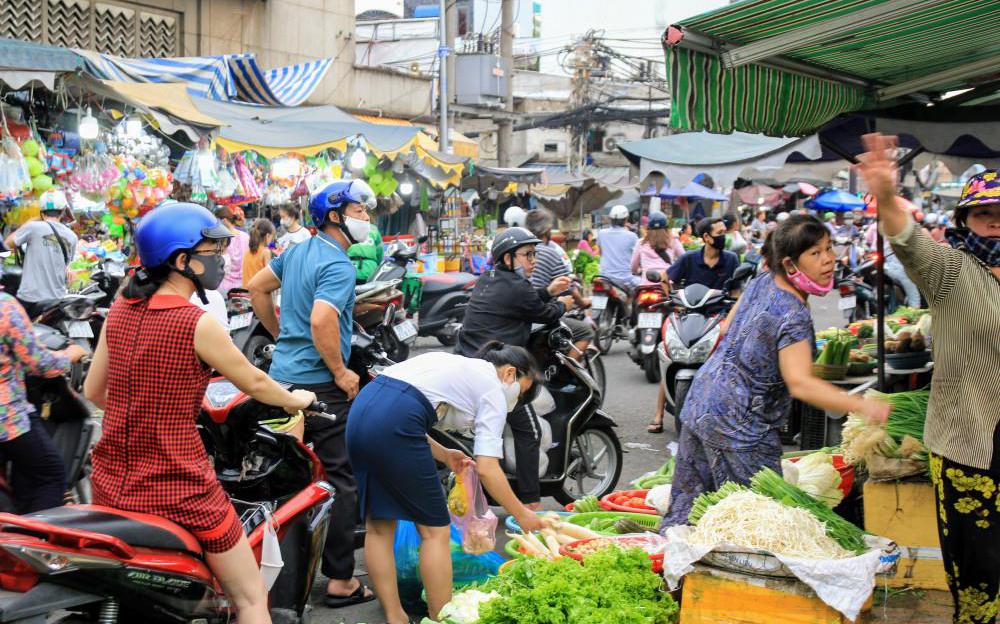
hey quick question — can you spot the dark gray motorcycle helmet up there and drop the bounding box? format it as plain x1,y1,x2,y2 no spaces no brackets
491,226,541,264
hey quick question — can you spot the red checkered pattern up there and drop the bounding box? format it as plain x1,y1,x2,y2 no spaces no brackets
92,295,241,553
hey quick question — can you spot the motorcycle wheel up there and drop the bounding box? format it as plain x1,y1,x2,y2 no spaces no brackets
672,377,692,436
244,334,274,373
381,328,410,362
554,426,622,505
436,333,457,347
596,304,617,354
642,353,659,384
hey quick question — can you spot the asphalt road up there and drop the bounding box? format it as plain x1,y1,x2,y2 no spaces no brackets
308,291,846,623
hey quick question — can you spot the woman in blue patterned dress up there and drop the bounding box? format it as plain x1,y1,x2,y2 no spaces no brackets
662,214,891,529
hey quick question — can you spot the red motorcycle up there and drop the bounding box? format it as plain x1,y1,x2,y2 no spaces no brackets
0,380,335,624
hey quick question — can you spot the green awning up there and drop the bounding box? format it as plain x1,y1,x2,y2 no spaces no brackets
666,0,1000,137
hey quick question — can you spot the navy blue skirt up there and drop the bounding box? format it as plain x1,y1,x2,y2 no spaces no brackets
345,375,450,527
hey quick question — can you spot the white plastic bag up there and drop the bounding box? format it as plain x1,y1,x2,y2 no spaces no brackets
259,508,284,591
646,484,672,515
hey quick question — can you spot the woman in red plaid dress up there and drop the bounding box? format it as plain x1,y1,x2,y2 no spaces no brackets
84,203,315,624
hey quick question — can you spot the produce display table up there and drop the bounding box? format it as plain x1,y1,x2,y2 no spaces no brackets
863,479,947,591
678,564,871,624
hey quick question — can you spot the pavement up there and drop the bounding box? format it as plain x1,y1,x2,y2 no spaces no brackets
305,291,954,623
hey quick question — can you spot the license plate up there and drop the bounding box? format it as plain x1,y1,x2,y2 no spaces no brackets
838,295,857,311
591,295,608,310
66,320,93,338
637,312,663,329
393,319,418,342
229,313,253,330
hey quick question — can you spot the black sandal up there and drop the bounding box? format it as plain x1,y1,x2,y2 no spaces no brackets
647,421,664,434
324,580,376,608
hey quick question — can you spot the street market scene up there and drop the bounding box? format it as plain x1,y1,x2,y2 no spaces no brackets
0,0,997,622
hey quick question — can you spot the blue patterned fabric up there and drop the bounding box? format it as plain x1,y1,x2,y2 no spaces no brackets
682,272,814,450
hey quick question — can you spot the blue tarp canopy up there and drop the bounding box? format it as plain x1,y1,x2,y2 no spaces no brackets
804,189,866,212
660,181,728,201
0,37,84,90
76,50,331,107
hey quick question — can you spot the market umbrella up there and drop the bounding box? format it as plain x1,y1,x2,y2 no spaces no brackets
737,183,783,206
782,181,819,196
804,189,866,212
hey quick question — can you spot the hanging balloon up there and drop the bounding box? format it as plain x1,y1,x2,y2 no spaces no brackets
20,139,39,158
31,174,53,193
26,157,43,178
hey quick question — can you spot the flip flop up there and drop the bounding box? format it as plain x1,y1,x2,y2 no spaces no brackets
324,581,376,608
647,421,664,434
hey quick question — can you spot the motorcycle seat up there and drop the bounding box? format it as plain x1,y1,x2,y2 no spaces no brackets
31,298,63,313
421,272,477,293
24,505,204,556
596,275,633,296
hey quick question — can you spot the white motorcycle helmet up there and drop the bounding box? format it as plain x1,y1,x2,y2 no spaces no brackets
503,206,527,228
924,213,939,226
609,204,629,223
775,211,790,222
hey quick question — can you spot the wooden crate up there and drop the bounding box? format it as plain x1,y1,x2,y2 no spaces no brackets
863,480,948,590
679,565,869,624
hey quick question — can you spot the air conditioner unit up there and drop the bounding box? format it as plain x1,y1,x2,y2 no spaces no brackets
602,135,625,152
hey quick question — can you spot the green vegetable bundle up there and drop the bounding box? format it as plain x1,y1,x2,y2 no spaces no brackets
687,481,745,525
571,249,600,285
842,389,930,466
573,495,601,514
868,389,929,443
750,468,867,554
631,458,676,489
477,547,678,623
816,337,852,366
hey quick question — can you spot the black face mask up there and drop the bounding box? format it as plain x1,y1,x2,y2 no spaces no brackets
708,234,727,250
178,253,225,303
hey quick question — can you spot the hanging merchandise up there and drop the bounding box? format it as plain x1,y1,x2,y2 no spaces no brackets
269,155,304,188
209,158,239,204
0,134,32,199
107,156,173,222
105,116,170,169
71,149,120,201
231,152,262,205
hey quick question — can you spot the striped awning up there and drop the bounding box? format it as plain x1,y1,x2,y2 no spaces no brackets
666,0,1000,137
76,50,331,107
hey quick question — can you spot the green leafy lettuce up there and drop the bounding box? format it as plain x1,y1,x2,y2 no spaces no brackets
474,547,678,624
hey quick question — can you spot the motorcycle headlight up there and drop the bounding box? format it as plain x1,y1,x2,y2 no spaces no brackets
666,333,691,364
689,327,720,362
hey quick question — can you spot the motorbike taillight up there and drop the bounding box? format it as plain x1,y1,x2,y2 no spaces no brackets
592,280,607,293
389,294,404,308
839,283,855,296
636,290,665,307
866,251,881,263
0,551,37,592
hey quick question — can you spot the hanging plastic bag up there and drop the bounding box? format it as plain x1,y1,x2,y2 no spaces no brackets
448,465,497,555
259,507,284,590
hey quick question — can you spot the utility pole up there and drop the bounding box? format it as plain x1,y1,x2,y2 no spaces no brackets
445,0,458,106
438,0,450,152
568,33,596,173
496,0,514,167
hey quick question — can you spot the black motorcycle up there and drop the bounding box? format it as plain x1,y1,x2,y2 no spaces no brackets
590,275,634,354
227,288,276,373
431,321,621,504
0,324,100,511
371,238,475,347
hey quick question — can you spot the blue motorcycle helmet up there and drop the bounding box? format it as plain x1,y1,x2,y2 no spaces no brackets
133,201,232,303
647,211,669,230
308,179,377,244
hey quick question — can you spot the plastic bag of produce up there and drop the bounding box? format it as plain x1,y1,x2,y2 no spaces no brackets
393,521,504,610
645,484,672,515
449,465,498,554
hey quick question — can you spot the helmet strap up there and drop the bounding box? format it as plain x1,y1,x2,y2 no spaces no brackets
328,210,361,245
176,256,209,305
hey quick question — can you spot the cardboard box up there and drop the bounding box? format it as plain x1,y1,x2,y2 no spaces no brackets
679,565,869,624
863,480,948,590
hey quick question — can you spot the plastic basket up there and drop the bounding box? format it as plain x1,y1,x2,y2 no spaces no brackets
559,536,664,573
504,511,573,534
788,453,855,499
812,363,848,380
599,490,658,515
566,511,661,534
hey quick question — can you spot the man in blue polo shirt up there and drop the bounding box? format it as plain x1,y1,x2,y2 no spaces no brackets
667,217,740,293
248,179,377,609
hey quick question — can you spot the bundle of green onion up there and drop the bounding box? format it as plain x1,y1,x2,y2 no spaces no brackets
842,389,930,466
750,468,867,555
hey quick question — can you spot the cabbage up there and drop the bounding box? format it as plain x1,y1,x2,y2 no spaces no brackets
432,589,500,624
792,452,843,509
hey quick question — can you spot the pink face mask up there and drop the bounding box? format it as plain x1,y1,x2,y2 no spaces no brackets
786,262,833,296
